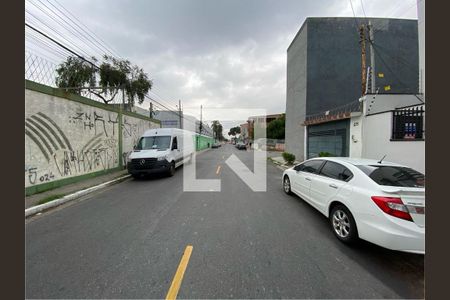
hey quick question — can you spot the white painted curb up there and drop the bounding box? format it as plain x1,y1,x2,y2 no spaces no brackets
25,174,131,218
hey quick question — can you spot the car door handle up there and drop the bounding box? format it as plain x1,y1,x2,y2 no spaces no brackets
329,183,338,189
305,177,311,181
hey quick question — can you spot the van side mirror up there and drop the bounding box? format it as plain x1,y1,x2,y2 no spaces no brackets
172,143,177,150
133,145,137,150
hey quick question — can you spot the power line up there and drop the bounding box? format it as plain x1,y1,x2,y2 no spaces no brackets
359,0,368,20
25,23,99,68
25,10,93,59
26,30,72,59
31,0,108,58
368,40,417,94
50,0,122,58
348,0,361,30
42,0,117,57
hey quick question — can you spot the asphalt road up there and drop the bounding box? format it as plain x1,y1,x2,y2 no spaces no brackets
26,144,424,299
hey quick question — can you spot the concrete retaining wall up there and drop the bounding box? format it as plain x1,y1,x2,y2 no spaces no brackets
25,81,160,195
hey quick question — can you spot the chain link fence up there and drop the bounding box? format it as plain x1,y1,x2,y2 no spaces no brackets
25,51,126,106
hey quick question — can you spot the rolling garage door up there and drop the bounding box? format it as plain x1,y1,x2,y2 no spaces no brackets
307,119,350,158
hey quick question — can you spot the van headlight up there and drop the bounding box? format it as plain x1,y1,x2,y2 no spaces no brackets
157,156,167,161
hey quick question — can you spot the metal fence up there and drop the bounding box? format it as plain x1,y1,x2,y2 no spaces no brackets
304,100,362,125
25,51,126,105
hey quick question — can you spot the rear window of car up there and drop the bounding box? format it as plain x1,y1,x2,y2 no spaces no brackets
356,165,425,187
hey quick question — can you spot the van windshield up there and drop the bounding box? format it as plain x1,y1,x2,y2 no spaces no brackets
136,136,171,150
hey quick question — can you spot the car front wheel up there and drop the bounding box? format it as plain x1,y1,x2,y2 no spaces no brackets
168,162,175,177
283,176,292,195
330,204,358,243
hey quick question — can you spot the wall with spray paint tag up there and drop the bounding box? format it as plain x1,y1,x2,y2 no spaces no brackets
25,81,160,195
121,113,160,164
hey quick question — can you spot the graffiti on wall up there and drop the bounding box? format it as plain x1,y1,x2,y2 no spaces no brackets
25,88,160,189
25,108,119,187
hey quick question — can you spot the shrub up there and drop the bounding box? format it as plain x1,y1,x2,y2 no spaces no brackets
318,151,332,157
282,152,296,165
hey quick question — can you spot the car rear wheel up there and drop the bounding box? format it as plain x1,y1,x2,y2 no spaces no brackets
330,204,358,243
283,176,292,195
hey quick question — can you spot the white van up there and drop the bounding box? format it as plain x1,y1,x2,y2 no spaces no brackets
127,128,195,178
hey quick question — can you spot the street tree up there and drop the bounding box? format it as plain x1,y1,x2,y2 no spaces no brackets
211,120,225,141
228,126,241,137
55,55,152,106
267,114,285,139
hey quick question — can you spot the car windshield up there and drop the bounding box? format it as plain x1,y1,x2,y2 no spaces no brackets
356,165,425,188
136,136,171,150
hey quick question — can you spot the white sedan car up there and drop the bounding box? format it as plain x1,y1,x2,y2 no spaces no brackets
282,157,425,254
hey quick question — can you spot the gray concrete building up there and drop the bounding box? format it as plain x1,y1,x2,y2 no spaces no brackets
285,17,419,161
153,110,213,136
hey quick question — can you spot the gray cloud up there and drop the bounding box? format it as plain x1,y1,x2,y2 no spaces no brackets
47,0,418,125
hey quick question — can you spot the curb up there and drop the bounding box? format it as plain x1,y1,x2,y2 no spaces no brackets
25,174,131,218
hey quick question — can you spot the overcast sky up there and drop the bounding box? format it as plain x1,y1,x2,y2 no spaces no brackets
26,0,418,132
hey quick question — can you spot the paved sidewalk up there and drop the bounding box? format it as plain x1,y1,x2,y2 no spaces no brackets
25,148,212,209
268,155,302,170
25,169,129,209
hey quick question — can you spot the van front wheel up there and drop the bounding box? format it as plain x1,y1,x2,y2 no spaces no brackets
168,161,175,177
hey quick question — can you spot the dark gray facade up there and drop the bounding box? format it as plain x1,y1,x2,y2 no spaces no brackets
285,17,419,160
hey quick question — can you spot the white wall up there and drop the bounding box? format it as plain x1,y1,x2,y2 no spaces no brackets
25,88,159,189
349,114,363,158
361,112,425,173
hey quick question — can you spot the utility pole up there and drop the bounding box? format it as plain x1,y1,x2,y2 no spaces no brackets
199,105,203,135
149,102,153,118
178,100,182,129
368,21,375,93
359,24,367,96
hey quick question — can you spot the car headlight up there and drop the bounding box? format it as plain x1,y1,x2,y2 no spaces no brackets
157,156,167,161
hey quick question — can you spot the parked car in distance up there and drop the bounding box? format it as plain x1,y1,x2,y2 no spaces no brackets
282,157,425,254
236,142,247,150
212,143,220,148
127,128,195,178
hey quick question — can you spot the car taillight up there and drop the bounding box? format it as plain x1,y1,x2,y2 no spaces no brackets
371,196,413,222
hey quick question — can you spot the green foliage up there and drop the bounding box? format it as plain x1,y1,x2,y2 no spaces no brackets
228,126,241,136
318,151,332,157
282,152,296,165
267,114,285,139
55,57,96,94
211,120,224,141
55,55,152,106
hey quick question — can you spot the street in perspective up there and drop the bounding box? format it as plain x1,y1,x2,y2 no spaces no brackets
25,0,425,299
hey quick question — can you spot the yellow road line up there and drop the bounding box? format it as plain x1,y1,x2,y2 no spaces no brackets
165,245,193,300
216,165,222,175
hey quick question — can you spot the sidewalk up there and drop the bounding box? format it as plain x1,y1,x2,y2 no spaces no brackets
25,169,129,209
25,148,212,210
268,155,302,170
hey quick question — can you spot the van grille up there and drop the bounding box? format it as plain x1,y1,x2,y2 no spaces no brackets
131,158,157,169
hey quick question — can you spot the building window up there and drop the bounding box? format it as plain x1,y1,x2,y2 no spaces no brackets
391,106,425,141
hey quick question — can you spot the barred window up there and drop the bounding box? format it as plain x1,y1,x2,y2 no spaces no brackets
391,106,424,141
